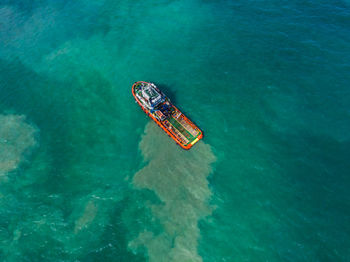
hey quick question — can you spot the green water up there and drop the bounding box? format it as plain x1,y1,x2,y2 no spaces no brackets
0,0,350,261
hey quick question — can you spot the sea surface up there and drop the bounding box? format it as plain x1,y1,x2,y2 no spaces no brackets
0,0,350,261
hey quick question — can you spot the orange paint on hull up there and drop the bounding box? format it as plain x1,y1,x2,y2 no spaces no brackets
132,81,203,150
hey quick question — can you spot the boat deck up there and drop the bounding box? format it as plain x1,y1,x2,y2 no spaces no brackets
163,108,200,146
132,81,203,149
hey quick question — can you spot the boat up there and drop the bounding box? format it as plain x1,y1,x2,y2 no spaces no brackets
132,81,203,149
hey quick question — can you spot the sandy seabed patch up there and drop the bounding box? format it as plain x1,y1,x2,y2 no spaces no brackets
0,114,38,178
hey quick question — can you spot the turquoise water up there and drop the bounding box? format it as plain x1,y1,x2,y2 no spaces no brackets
1,0,350,261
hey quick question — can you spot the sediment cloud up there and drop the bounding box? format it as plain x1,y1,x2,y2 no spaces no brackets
129,122,216,262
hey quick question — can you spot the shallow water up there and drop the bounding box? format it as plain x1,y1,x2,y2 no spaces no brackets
0,0,350,261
